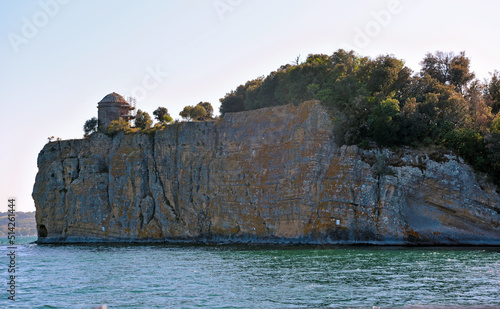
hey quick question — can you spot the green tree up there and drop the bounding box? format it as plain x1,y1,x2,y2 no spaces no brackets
196,102,214,119
410,73,471,138
363,55,406,97
330,49,360,76
180,103,212,121
242,78,264,110
305,53,330,65
420,51,474,93
135,109,152,129
180,106,194,120
466,81,493,133
83,117,98,136
219,85,246,115
449,52,475,93
487,71,500,114
443,128,487,169
153,107,172,123
191,105,208,120
398,97,432,145
368,98,401,146
441,92,470,128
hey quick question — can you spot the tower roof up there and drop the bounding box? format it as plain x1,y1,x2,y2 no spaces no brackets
98,92,128,104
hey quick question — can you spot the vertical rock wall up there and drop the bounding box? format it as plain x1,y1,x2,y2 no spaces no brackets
33,101,500,244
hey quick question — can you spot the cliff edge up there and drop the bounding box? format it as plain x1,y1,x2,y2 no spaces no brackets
33,101,500,244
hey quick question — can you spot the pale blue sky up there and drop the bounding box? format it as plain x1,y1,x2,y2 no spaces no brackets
2,0,500,212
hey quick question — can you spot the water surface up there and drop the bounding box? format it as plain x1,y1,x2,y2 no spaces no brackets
1,237,499,308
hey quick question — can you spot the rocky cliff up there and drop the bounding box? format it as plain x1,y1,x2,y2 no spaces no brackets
33,101,500,244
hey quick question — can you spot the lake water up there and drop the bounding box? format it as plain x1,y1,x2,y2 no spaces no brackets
1,237,499,308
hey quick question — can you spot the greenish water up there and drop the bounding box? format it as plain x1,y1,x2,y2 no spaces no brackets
1,237,499,308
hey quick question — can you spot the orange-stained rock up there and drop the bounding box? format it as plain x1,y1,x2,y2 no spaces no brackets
33,101,500,244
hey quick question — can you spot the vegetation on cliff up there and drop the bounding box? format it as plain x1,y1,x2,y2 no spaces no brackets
83,102,216,138
219,49,500,186
180,102,214,121
83,117,98,137
153,107,173,123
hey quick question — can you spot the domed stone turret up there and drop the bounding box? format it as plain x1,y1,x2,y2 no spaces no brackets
97,92,135,128
99,92,128,104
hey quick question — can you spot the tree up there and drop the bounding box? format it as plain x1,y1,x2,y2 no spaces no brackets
487,71,500,114
420,51,450,84
466,81,492,133
197,102,214,119
219,86,246,115
443,128,487,169
83,117,98,136
192,105,208,120
180,106,194,120
420,51,474,93
368,98,401,146
449,52,475,93
153,107,172,123
305,54,330,65
411,73,470,135
330,49,359,76
242,78,264,110
399,97,431,145
364,55,406,97
180,103,210,121
134,109,152,130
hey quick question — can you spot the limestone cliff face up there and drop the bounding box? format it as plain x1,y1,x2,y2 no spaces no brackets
33,101,500,244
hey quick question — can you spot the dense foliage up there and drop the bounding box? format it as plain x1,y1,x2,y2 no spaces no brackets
219,49,500,185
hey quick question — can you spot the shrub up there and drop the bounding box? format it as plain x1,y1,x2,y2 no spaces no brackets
368,98,400,146
442,128,487,170
135,109,152,130
179,106,193,120
83,117,98,137
153,107,172,123
106,118,132,136
180,102,212,121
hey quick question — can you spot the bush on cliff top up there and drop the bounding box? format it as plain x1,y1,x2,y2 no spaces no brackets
135,109,152,130
179,102,214,121
83,117,98,137
106,118,135,136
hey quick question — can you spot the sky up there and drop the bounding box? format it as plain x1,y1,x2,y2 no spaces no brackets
2,0,500,212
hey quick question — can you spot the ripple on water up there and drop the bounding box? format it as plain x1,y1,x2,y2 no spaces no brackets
4,244,500,308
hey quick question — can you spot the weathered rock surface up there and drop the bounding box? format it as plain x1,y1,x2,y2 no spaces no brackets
33,101,500,244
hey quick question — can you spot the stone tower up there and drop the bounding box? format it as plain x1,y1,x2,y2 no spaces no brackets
97,92,135,128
